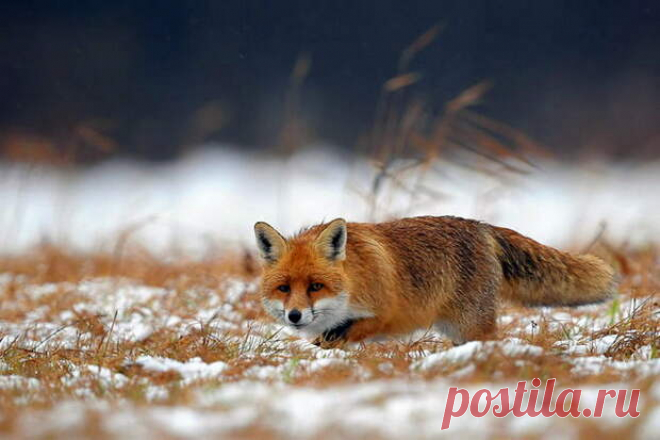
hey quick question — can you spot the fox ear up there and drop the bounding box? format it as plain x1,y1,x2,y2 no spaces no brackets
314,218,347,261
254,221,287,263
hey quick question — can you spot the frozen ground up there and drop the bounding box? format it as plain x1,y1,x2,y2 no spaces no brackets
0,145,658,256
0,273,658,439
0,146,658,438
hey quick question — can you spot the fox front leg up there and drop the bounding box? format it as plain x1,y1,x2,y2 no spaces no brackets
313,317,385,349
312,320,355,349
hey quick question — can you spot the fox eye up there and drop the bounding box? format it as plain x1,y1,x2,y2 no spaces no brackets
277,285,290,293
309,282,324,292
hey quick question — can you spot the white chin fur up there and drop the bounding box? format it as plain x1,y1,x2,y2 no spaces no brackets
263,292,374,338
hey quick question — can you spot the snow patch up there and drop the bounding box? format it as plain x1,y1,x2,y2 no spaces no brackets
133,356,228,384
412,339,544,372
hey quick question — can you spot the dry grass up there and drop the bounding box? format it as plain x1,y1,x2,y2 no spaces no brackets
0,242,657,438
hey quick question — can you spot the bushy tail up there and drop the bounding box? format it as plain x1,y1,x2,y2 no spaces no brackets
491,226,618,307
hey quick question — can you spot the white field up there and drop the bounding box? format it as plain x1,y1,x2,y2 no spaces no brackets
0,145,658,256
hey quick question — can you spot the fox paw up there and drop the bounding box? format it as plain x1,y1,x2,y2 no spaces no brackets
312,336,345,349
312,320,355,349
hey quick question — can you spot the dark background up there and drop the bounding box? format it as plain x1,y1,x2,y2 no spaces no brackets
1,0,658,161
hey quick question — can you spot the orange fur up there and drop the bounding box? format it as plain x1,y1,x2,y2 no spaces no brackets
254,216,618,347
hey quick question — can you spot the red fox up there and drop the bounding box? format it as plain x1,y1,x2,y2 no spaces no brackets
254,216,617,347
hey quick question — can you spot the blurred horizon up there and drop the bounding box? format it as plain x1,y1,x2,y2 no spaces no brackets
1,1,659,163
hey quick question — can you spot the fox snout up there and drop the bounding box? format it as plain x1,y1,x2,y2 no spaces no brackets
262,298,315,328
287,309,301,323
285,308,313,326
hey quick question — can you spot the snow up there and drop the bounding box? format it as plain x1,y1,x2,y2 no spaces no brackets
9,380,650,439
555,335,618,355
639,406,660,440
134,356,228,384
0,146,659,438
0,374,40,391
0,146,659,256
0,273,656,438
571,357,660,377
412,339,544,372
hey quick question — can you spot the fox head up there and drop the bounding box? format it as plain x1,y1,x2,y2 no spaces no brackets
253,218,353,337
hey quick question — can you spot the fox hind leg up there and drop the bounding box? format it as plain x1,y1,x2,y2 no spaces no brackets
456,307,496,343
435,292,497,345
433,319,466,345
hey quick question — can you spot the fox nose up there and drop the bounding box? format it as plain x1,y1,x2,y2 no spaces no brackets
288,309,302,324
